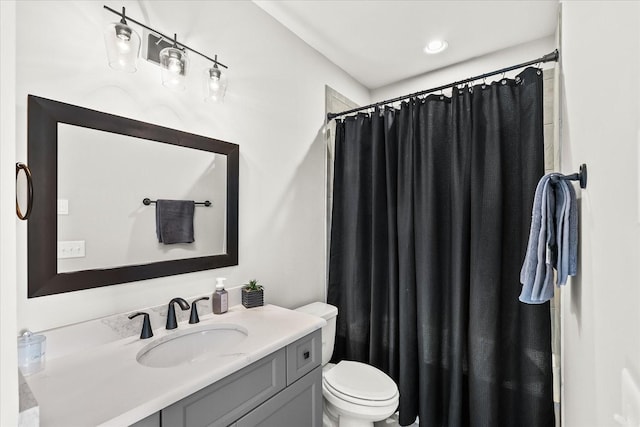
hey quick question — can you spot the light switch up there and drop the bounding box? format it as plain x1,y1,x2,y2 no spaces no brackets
57,199,69,215
57,241,85,259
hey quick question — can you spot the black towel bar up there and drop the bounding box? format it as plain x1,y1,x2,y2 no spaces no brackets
143,198,211,207
552,163,587,189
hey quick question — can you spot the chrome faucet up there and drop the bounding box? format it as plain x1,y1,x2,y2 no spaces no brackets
166,297,190,330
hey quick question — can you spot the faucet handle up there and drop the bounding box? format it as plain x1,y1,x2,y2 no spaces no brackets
128,312,153,339
189,297,210,324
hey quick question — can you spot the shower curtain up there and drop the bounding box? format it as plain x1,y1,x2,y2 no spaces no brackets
327,67,554,427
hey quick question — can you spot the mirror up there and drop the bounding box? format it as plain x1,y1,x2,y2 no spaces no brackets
57,124,227,272
27,95,239,297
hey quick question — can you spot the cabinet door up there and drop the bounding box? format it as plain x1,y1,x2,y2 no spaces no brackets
286,329,321,385
162,349,286,427
129,412,159,427
235,366,322,427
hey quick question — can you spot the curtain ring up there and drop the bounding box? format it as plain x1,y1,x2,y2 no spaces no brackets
16,162,34,220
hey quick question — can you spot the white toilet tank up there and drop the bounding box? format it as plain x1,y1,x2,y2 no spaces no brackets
295,302,338,366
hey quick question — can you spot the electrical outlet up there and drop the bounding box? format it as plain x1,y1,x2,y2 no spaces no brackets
57,199,69,215
57,241,85,259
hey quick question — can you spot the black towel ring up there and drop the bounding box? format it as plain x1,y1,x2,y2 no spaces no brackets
16,162,34,220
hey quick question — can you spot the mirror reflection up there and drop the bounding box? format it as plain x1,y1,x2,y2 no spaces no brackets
57,124,227,273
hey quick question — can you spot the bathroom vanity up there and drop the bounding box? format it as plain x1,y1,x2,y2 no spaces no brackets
134,332,322,427
24,305,324,427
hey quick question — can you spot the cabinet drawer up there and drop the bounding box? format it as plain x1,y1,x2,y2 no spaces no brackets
161,348,286,427
286,329,321,385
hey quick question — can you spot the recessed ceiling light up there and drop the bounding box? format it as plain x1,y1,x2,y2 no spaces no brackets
424,39,448,54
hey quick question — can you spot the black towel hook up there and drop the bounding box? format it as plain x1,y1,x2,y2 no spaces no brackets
553,164,587,189
578,163,588,189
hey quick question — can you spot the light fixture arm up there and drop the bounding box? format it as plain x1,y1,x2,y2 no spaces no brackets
119,7,127,25
209,54,222,80
103,5,228,69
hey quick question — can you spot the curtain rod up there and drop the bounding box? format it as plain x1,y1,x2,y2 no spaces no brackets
327,49,559,121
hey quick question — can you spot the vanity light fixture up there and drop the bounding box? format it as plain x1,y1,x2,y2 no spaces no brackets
424,39,448,54
103,5,229,97
103,7,141,72
204,55,228,103
160,34,189,91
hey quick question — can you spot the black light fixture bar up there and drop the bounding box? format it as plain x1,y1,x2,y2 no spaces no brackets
103,5,228,69
327,49,559,121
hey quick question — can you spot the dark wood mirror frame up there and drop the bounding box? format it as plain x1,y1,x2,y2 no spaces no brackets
27,95,239,298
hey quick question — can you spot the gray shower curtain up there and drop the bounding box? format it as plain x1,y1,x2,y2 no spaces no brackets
327,67,554,427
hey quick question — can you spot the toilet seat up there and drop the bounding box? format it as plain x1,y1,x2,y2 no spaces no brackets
323,361,399,407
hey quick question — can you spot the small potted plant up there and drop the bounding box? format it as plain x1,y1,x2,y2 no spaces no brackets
242,279,264,308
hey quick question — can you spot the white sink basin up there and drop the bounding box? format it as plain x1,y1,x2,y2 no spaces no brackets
136,323,248,368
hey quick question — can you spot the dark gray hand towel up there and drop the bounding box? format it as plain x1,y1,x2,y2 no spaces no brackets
155,199,195,244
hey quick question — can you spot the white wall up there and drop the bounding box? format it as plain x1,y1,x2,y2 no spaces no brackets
559,2,640,426
0,2,19,425
12,0,369,333
371,36,556,102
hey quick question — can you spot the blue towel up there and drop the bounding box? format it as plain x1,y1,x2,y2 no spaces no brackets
556,181,578,285
567,182,578,276
519,174,553,303
519,173,578,304
155,199,195,244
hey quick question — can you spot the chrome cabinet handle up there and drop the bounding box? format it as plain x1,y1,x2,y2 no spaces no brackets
16,162,33,220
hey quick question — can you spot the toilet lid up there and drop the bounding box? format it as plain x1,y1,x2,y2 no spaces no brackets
323,360,398,402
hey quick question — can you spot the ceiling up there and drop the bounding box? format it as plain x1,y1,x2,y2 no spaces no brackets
254,0,559,90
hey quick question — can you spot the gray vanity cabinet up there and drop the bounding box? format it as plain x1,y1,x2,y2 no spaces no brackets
162,348,288,427
131,329,322,427
232,365,322,427
130,412,160,427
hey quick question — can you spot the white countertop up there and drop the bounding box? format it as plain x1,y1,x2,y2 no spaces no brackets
24,304,324,427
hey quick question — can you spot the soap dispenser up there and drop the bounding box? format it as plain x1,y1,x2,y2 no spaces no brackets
213,277,228,314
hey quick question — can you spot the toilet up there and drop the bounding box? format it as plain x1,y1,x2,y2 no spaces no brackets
295,302,399,427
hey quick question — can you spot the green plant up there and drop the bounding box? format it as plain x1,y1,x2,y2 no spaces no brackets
245,279,263,291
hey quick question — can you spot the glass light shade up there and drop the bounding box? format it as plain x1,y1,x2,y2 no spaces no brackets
103,22,141,72
159,47,188,91
204,66,228,103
